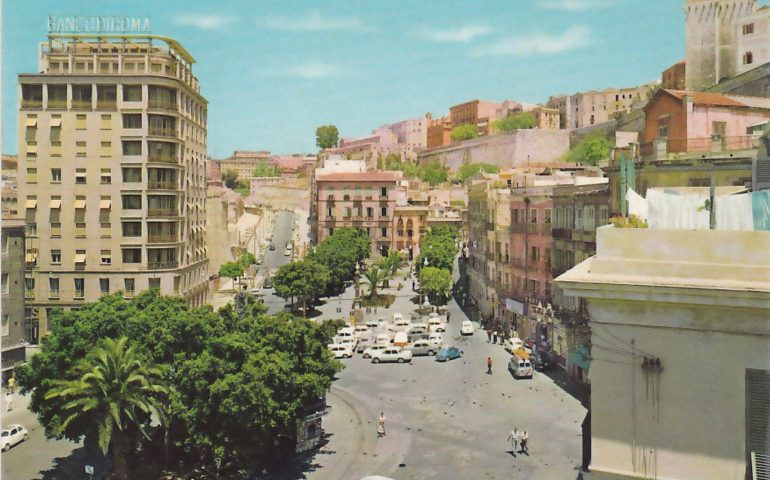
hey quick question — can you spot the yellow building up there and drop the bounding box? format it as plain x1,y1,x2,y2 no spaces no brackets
18,34,209,333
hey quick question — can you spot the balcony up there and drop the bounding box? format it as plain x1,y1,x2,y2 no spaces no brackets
74,290,85,299
147,234,179,243
25,224,38,237
147,180,178,190
96,100,117,110
147,155,178,164
552,227,571,240
47,99,67,109
147,100,178,112
148,127,177,138
148,208,179,217
71,100,92,110
148,260,178,270
379,216,390,223
639,135,760,160
21,100,43,109
25,289,35,299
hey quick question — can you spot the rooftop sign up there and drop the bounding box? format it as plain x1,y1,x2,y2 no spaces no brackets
47,16,151,34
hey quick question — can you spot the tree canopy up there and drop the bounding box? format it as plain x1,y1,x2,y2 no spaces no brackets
416,225,459,273
316,125,340,149
272,258,331,314
491,111,535,132
454,162,500,182
253,160,281,178
421,160,449,186
564,133,613,166
451,124,479,142
219,261,244,281
419,266,453,305
308,227,371,295
222,169,239,189
15,291,342,477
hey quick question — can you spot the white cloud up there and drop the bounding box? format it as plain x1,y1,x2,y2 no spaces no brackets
471,25,592,57
264,62,343,79
263,10,364,32
540,0,615,11
420,25,494,43
173,14,233,30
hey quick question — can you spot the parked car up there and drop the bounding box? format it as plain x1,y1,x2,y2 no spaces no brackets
284,249,292,256
1,425,28,452
371,347,413,364
405,339,438,356
436,346,463,362
407,324,429,342
428,333,444,348
362,344,389,359
269,244,275,251
354,325,371,338
328,343,354,359
263,278,273,289
337,336,358,351
356,335,374,353
504,337,525,354
364,319,382,329
388,319,411,333
393,331,409,347
533,349,554,371
460,320,474,335
428,317,446,333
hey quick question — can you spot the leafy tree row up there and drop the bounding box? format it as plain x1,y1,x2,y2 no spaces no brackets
377,153,449,186
253,160,281,178
222,168,250,196
563,132,613,166
16,291,343,478
415,226,459,305
454,162,500,182
491,111,535,133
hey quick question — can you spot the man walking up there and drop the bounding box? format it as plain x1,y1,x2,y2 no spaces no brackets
487,329,492,342
520,429,529,454
377,412,387,437
487,357,493,374
508,427,520,455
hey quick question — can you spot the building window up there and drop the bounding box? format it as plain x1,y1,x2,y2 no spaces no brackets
122,222,142,237
100,250,112,265
101,168,112,184
122,167,142,182
123,85,142,102
326,207,333,218
51,168,62,183
75,168,87,184
122,140,142,156
50,124,61,143
381,228,387,237
100,114,112,130
122,249,142,264
530,247,539,262
49,277,60,298
100,141,112,157
599,206,609,226
380,187,387,197
122,195,142,210
124,278,136,297
51,249,62,264
149,278,161,291
76,114,87,130
743,23,754,35
122,113,142,129
1,273,8,295
99,278,110,295
380,207,387,216
712,121,727,138
743,51,754,65
544,208,552,224
74,278,85,299
366,207,373,218
530,209,537,223
76,141,87,157
26,168,38,183
1,315,8,337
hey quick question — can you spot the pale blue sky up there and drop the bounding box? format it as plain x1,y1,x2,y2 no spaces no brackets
2,0,687,157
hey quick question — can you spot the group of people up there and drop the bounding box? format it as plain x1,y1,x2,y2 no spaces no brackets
507,427,530,456
486,329,506,345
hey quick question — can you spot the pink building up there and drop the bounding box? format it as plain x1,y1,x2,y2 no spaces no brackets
312,171,406,257
330,115,430,162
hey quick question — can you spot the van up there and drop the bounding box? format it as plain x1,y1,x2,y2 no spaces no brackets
393,331,409,347
508,348,534,379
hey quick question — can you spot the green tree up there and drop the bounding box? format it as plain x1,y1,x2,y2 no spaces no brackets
491,111,535,133
419,266,453,305
454,162,500,182
238,252,257,269
253,161,281,178
421,160,449,186
361,265,388,299
450,123,479,141
316,125,340,149
417,225,459,272
309,227,371,295
15,291,341,476
44,337,168,480
219,261,244,285
273,259,331,315
378,251,403,277
564,133,613,166
222,169,239,189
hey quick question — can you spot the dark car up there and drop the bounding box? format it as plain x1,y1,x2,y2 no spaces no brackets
436,346,462,362
533,349,553,371
269,244,276,251
263,278,273,289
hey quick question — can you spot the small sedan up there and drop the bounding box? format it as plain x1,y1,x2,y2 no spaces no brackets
269,244,276,251
362,344,389,359
1,424,29,452
371,347,413,364
436,346,463,362
460,320,474,336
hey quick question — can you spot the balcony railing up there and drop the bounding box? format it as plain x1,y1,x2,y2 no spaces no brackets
147,181,177,190
552,228,571,240
25,224,37,236
25,289,35,299
147,155,178,164
74,290,85,299
148,261,178,270
147,208,179,217
642,136,760,158
148,234,179,243
21,100,43,109
148,127,177,138
71,100,92,110
47,99,67,109
96,100,117,110
147,100,178,111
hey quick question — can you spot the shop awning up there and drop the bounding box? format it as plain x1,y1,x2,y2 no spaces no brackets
49,199,61,209
74,254,87,263
25,199,37,208
568,345,591,371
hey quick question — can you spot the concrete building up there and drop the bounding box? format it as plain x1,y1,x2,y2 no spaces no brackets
2,154,19,218
18,33,209,334
531,106,561,130
417,128,570,172
2,218,28,381
547,83,658,130
329,115,430,163
556,225,770,480
427,115,452,149
218,150,271,179
685,0,770,90
661,60,687,90
450,99,501,136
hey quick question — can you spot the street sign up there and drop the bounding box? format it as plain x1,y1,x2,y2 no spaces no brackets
85,465,94,474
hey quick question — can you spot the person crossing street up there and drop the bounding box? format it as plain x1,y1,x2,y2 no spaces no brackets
487,357,493,374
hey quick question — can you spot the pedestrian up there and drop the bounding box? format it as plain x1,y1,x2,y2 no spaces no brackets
447,311,451,323
520,429,529,454
378,412,387,437
492,331,498,344
5,392,13,413
508,427,520,455
7,376,15,394
487,357,493,374
487,330,492,343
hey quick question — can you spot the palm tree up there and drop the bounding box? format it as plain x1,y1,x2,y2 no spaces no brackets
362,265,388,298
45,337,168,480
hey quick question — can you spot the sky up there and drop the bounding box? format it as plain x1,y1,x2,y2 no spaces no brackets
2,0,688,158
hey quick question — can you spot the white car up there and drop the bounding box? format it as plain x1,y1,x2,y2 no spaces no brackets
375,333,392,345
364,319,383,329
362,343,389,359
370,347,413,364
388,319,411,333
356,335,374,353
354,325,371,338
337,336,358,351
428,333,444,348
328,343,354,359
460,320,474,336
504,337,525,353
1,424,29,452
428,318,446,333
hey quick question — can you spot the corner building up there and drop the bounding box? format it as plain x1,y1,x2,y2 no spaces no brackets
18,34,209,334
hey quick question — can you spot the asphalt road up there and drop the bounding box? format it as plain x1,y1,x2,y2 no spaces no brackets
286,274,587,480
259,209,296,315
